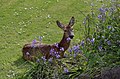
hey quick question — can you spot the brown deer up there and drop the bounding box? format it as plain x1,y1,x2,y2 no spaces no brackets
22,17,75,61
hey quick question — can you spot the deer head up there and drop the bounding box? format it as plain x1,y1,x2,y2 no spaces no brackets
56,17,75,39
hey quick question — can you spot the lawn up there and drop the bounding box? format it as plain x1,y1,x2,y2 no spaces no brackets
0,0,105,79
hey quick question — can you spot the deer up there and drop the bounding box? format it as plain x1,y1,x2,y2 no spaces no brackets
22,17,75,61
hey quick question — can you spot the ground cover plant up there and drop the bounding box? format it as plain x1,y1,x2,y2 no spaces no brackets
0,0,119,79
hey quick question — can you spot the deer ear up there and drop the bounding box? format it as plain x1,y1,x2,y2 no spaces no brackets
68,17,75,26
56,20,64,29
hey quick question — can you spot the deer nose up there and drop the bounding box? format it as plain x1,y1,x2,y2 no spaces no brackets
69,35,74,39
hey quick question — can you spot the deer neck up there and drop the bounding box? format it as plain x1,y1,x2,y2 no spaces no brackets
58,33,71,51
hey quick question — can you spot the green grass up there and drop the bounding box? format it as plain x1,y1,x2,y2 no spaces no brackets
0,0,104,78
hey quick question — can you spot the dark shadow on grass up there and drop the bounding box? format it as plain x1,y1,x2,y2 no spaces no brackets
13,57,32,69
13,57,25,67
12,57,33,79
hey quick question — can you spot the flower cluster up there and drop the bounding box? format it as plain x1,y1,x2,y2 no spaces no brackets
50,47,64,59
68,44,82,58
98,7,108,22
50,48,60,58
31,39,37,47
41,56,47,62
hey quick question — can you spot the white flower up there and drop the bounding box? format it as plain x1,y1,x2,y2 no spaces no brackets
26,52,30,55
60,47,64,51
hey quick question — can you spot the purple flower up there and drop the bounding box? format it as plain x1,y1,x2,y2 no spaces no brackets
36,59,40,63
108,26,112,29
31,39,36,47
48,58,53,62
60,47,64,51
67,37,71,42
98,46,102,51
107,40,111,45
98,15,102,19
72,45,80,53
74,53,77,58
99,8,106,13
80,40,84,47
41,56,46,61
54,43,59,48
68,48,73,53
56,54,60,59
91,38,95,43
50,48,55,56
64,67,69,73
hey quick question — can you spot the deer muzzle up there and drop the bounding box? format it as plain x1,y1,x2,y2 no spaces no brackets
69,35,74,39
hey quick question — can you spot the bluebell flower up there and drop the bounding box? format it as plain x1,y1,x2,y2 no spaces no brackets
98,46,102,51
73,45,80,53
31,39,36,47
80,40,84,47
41,56,46,61
68,48,73,53
64,67,69,73
98,15,102,19
48,58,53,62
74,53,77,58
50,48,55,56
56,54,60,59
36,59,40,63
107,40,111,45
91,38,95,44
99,8,106,13
54,43,59,48
108,26,112,29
